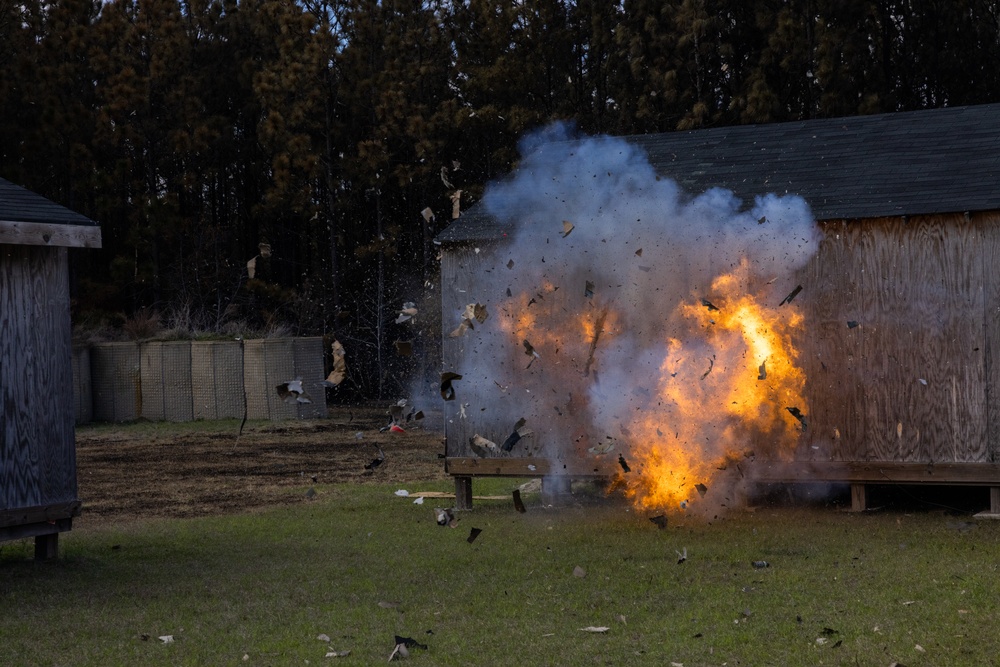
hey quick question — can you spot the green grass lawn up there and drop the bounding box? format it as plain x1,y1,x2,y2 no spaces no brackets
2,479,998,666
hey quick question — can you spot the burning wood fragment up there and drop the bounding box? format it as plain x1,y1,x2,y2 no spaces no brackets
757,360,767,381
583,308,608,378
440,372,462,400
512,489,527,513
467,527,482,543
786,406,808,430
700,297,719,311
324,340,347,387
649,515,667,529
618,454,631,473
561,220,575,237
779,284,803,306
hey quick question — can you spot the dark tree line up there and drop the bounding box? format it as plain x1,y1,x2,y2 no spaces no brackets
3,0,1000,397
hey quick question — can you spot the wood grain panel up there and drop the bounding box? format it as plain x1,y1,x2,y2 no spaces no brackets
981,212,1000,463
0,246,76,512
861,215,986,463
794,220,866,461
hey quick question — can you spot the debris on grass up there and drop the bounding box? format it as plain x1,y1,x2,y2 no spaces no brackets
158,635,174,644
573,565,587,578
676,547,687,564
435,508,456,527
467,527,482,543
325,649,350,658
317,634,331,642
579,626,609,633
394,490,410,497
752,560,770,569
364,445,386,471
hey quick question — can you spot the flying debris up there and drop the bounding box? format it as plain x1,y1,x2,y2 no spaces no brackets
421,207,435,223
450,190,462,218
585,280,595,298
394,340,413,356
758,216,767,224
701,356,715,380
512,489,527,513
440,372,462,400
523,339,540,368
246,256,258,279
700,297,719,312
588,438,615,455
258,242,272,258
779,285,803,306
324,340,347,387
364,445,386,471
561,220,575,237
501,418,532,452
618,454,631,473
470,434,499,457
757,360,767,381
635,248,643,257
440,166,454,189
396,302,418,324
276,378,312,404
847,320,859,328
649,515,668,529
450,302,489,337
786,406,808,430
695,483,708,497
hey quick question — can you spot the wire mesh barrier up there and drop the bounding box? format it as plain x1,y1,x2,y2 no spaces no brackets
77,337,326,423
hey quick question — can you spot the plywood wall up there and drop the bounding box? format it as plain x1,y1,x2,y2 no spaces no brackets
0,245,76,509
442,211,1000,467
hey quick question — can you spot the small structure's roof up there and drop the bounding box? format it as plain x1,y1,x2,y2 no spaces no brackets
0,177,102,248
437,103,1000,243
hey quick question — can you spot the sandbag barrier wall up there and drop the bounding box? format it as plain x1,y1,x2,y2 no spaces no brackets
76,337,326,423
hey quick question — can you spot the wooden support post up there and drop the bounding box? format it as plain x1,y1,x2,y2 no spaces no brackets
34,533,59,561
991,487,1000,514
850,483,867,512
454,476,473,511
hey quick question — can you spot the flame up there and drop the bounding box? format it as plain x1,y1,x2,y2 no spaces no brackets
491,262,807,514
620,269,807,511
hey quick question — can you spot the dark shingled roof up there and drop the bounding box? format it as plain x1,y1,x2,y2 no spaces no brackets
0,177,98,226
437,103,1000,243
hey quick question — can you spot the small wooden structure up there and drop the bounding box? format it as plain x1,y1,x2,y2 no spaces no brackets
0,178,101,558
436,103,1000,512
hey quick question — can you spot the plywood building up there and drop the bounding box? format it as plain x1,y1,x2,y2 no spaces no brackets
0,178,101,558
435,104,1000,512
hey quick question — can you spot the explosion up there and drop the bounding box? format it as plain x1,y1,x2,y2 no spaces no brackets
453,124,823,515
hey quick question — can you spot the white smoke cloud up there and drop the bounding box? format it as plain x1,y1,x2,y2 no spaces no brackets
452,123,823,481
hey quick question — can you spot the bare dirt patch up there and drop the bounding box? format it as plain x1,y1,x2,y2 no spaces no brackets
75,407,448,523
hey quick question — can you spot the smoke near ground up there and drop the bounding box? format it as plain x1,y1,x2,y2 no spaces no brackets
447,123,824,510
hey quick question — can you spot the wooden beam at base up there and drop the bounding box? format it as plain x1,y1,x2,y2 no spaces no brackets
446,457,619,478
750,461,1000,485
0,501,82,530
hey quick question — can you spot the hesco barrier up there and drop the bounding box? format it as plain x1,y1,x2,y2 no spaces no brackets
74,337,326,423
